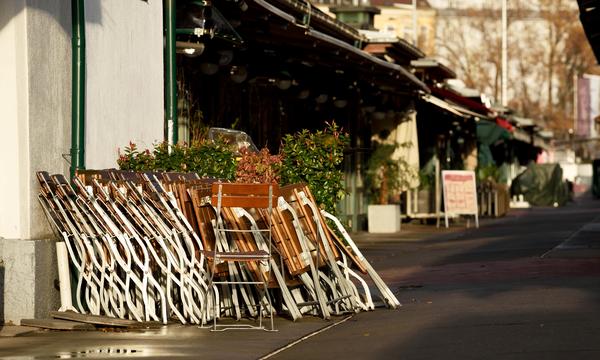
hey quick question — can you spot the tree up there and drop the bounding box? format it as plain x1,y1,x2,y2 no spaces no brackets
434,1,600,135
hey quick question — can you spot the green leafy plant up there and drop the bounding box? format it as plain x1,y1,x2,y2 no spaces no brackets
117,142,155,171
280,122,349,213
477,164,500,184
235,147,282,184
366,141,418,205
117,123,349,213
418,168,435,190
117,139,237,180
152,142,186,172
186,139,237,179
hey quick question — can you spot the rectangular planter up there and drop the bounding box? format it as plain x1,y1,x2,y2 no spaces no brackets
368,204,401,233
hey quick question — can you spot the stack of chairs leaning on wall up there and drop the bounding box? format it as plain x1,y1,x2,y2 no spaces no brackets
36,169,400,328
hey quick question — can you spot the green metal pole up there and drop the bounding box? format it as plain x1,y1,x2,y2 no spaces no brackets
70,0,86,180
164,0,178,145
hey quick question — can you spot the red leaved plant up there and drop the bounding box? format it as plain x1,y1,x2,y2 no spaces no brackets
235,147,282,184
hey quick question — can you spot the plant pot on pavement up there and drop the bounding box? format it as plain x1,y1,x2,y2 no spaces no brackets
417,188,434,214
368,204,401,233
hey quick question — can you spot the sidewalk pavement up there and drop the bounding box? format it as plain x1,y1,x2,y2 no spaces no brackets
0,219,465,347
2,196,600,359
0,325,38,337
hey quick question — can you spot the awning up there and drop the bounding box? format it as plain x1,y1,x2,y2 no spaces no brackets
512,116,535,127
410,58,456,81
249,0,429,93
420,94,466,117
495,117,513,132
269,0,364,45
577,0,600,63
512,128,531,143
432,87,492,116
421,93,491,120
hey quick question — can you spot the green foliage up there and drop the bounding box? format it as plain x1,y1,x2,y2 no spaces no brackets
117,123,349,213
117,139,237,180
280,122,349,213
419,169,435,190
187,140,238,179
235,147,282,184
366,141,418,205
477,164,500,184
117,142,155,171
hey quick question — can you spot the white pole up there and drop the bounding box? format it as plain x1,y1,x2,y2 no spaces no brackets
574,74,578,135
412,0,418,46
56,242,77,312
501,0,508,106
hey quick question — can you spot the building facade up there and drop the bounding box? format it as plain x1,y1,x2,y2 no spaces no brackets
0,0,164,323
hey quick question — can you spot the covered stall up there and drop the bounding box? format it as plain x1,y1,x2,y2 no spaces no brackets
172,0,429,230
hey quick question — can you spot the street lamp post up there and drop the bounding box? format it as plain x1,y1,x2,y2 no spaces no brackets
501,0,508,106
412,0,418,46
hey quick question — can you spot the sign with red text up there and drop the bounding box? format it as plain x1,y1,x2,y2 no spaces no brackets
442,170,478,216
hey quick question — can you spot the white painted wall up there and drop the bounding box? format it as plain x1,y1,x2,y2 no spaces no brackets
85,0,164,169
0,0,70,323
1,0,72,241
1,0,165,323
26,0,72,240
0,1,27,240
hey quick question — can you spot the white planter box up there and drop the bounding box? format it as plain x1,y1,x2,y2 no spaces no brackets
368,204,401,233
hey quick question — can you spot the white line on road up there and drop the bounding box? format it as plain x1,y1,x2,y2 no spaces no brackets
540,213,600,258
258,315,355,360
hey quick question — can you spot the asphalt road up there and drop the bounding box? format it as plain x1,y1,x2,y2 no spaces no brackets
265,196,600,360
2,196,600,359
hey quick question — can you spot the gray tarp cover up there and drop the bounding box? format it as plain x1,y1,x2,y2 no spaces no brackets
510,163,569,206
592,159,600,198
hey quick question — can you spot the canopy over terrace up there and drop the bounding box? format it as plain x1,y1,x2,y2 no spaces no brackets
175,0,429,146
217,0,428,90
175,0,430,230
415,91,478,171
577,0,600,64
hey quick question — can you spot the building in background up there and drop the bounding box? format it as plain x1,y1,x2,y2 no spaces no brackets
372,0,436,55
316,0,437,55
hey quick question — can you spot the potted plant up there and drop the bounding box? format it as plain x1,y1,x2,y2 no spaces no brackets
366,141,417,233
417,168,435,214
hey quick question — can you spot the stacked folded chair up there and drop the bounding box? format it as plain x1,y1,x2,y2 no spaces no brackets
37,170,400,329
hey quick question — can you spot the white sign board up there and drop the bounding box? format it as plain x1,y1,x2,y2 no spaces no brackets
442,170,478,228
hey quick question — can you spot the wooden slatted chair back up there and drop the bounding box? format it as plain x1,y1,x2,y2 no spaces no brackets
211,183,279,209
299,184,372,272
289,184,367,274
75,169,111,185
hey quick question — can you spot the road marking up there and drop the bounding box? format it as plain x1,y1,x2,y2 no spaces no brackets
258,315,355,359
541,213,600,258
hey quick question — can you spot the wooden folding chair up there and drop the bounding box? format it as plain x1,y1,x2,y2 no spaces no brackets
262,197,332,319
281,184,360,314
205,182,278,331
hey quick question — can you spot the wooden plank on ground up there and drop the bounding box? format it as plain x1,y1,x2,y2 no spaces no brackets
50,311,161,328
20,319,95,331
